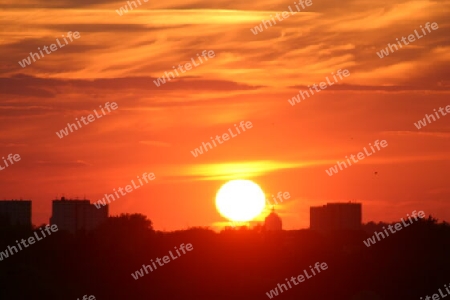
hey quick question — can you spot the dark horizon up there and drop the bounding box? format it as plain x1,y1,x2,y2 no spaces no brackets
0,213,449,299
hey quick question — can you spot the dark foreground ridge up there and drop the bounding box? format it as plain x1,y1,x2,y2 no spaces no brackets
0,214,448,300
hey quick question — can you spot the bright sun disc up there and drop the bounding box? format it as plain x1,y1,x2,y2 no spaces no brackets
215,180,266,222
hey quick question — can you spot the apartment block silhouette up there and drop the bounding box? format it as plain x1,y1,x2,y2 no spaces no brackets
50,197,108,233
310,202,362,231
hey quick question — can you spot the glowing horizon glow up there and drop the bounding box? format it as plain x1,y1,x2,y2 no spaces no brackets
215,179,266,222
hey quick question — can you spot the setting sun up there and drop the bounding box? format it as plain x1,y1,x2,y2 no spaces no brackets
215,179,266,222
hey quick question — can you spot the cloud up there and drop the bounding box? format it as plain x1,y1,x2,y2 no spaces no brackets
0,143,28,147
170,161,318,181
35,160,92,167
382,131,450,139
1,0,450,228
0,75,261,97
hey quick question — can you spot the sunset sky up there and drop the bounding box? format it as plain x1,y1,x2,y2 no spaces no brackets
0,0,449,230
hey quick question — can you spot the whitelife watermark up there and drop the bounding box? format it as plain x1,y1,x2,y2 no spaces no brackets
0,153,21,171
265,262,328,298
288,69,350,106
153,50,215,87
94,172,156,209
77,296,96,300
414,105,450,129
266,191,290,206
363,210,425,247
420,283,450,300
0,225,59,261
131,243,193,280
250,0,313,35
325,139,388,176
115,0,149,16
18,31,81,68
190,121,253,158
55,102,118,139
376,22,439,58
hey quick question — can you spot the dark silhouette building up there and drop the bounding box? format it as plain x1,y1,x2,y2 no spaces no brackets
264,207,282,231
310,202,361,231
50,197,108,233
0,199,32,227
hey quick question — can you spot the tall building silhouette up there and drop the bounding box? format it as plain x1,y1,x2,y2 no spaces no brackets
264,207,282,231
50,197,108,233
0,200,32,227
310,202,361,231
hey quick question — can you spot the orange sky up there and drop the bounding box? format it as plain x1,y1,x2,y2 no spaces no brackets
0,0,449,230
